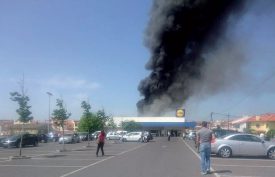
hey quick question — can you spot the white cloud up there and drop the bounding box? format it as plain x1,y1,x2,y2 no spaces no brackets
44,76,100,90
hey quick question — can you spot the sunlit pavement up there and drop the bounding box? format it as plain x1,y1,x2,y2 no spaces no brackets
0,138,274,177
183,139,275,177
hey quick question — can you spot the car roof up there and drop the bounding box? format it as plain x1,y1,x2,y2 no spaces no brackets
221,133,256,139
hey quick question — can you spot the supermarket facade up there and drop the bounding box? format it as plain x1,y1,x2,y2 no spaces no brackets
113,117,196,136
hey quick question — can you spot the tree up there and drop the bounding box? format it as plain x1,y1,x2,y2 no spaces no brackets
10,76,33,157
52,98,71,151
96,109,110,126
10,92,33,123
121,120,141,132
78,101,104,133
78,101,94,147
266,129,275,141
106,117,117,131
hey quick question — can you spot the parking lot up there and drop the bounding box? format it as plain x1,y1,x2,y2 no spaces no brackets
183,139,275,177
0,138,274,177
0,140,146,177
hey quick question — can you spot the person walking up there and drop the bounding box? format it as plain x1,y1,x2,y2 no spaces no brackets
96,130,105,157
196,121,213,175
168,131,171,141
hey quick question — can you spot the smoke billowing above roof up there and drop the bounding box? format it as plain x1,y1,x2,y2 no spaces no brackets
137,0,247,116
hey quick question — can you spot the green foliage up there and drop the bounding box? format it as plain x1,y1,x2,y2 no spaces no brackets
10,92,33,123
96,109,110,124
106,118,117,130
78,114,104,133
121,120,141,132
266,129,275,140
52,99,71,129
81,101,91,118
78,101,104,133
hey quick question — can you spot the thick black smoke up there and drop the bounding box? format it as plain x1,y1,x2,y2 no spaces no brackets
137,0,246,116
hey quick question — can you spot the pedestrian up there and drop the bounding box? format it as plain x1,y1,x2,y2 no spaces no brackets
196,121,213,175
168,131,171,141
96,130,105,157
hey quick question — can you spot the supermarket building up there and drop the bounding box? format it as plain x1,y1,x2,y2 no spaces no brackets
113,116,196,136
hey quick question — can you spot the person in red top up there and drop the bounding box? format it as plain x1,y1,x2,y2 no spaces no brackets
96,130,105,157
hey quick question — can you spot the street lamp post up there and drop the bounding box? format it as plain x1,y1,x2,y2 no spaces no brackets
46,92,53,134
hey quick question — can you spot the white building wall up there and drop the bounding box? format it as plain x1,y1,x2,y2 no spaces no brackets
113,117,185,127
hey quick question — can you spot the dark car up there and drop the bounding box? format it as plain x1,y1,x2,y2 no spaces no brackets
38,134,48,143
2,133,39,148
78,132,89,141
142,131,153,143
0,136,8,147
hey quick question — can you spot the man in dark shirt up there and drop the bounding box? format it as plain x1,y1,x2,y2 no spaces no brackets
197,121,212,175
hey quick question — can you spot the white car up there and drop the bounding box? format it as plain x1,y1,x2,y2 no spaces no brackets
106,132,121,140
122,132,142,142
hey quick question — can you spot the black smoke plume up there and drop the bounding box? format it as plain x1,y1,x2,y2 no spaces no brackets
137,0,246,116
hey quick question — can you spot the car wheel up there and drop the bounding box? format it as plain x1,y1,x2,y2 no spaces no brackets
267,147,275,159
219,146,232,158
107,137,110,140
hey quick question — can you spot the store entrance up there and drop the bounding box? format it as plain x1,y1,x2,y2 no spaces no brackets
170,130,179,137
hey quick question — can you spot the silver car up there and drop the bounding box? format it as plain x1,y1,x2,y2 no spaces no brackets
211,133,275,159
122,132,142,142
59,133,80,144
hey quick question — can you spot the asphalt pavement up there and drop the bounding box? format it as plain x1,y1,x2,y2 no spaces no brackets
0,137,274,177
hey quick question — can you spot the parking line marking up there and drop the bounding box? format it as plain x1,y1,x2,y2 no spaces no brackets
213,164,275,168
211,157,275,162
182,139,220,177
219,176,260,177
0,164,82,168
59,143,147,177
32,158,98,161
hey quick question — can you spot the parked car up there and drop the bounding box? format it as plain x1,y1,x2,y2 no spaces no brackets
212,128,238,138
106,132,121,140
0,136,8,147
91,131,101,140
122,132,142,142
187,131,196,140
47,132,59,142
38,134,48,143
78,132,89,141
2,133,39,148
142,131,153,142
211,133,275,159
59,133,80,144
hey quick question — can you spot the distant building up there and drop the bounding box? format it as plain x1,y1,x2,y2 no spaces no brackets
0,120,14,135
232,113,275,133
113,116,196,136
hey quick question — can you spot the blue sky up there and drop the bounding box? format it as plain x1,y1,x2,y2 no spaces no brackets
1,0,275,121
0,0,151,120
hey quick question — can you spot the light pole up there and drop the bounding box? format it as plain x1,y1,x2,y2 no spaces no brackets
46,92,53,134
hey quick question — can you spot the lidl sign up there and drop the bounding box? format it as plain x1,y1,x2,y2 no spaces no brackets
176,109,185,117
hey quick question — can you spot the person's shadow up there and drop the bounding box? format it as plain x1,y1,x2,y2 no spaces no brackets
210,170,232,175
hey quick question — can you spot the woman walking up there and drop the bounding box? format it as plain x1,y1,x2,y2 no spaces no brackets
96,130,106,157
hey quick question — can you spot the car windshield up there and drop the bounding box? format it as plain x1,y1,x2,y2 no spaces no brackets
8,135,20,141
